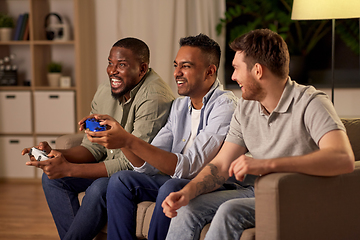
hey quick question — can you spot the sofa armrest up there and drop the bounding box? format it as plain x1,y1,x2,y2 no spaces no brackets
56,133,84,149
255,161,360,240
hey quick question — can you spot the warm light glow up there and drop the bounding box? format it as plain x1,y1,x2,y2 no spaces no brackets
291,0,360,20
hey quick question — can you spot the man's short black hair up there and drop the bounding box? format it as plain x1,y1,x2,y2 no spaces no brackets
179,33,221,72
113,37,150,64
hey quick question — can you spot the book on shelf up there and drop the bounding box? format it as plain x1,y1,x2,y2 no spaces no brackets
22,17,30,40
18,13,29,40
13,14,23,41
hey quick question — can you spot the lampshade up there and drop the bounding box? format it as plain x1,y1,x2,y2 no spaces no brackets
292,0,360,20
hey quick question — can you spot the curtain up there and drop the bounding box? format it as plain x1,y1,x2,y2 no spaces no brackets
116,0,226,96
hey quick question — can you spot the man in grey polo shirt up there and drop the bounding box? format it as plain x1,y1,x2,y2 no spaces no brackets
162,29,355,240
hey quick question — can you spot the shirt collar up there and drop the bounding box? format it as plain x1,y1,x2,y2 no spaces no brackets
274,77,295,113
121,68,151,104
258,77,294,116
187,78,222,112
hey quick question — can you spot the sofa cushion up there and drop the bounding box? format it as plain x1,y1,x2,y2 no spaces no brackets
56,133,84,149
342,118,360,160
137,201,155,239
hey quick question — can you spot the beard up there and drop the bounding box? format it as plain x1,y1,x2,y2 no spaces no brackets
242,77,265,101
110,76,127,100
110,85,131,100
111,89,125,100
110,80,138,101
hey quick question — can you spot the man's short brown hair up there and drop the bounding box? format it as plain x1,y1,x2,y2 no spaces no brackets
230,29,290,79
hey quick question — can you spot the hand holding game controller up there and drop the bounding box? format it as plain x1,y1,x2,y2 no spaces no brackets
29,147,50,161
84,118,107,132
83,114,130,149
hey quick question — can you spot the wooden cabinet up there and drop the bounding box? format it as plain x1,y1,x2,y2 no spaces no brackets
0,0,96,180
0,136,34,178
34,91,76,134
0,91,32,134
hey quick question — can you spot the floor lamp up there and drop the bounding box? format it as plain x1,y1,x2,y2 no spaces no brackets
291,0,360,104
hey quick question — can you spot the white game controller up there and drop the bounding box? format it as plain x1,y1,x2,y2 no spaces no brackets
29,147,50,161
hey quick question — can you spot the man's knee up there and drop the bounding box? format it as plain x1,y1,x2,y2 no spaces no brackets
108,170,128,187
157,179,189,201
107,170,140,195
85,177,109,199
216,198,255,220
42,172,60,190
159,178,188,193
41,172,49,185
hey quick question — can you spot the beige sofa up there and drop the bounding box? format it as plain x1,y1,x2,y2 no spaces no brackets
56,118,360,240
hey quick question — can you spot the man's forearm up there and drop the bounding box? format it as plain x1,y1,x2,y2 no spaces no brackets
195,163,226,196
268,147,354,176
121,148,146,167
125,134,178,175
68,162,108,178
179,163,228,202
184,141,246,199
57,145,96,164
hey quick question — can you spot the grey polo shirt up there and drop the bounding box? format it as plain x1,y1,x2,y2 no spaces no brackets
81,68,174,176
226,78,345,184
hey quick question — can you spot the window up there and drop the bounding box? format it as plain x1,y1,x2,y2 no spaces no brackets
221,0,360,89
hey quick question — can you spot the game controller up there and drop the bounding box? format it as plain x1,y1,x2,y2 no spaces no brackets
29,147,50,161
85,118,107,132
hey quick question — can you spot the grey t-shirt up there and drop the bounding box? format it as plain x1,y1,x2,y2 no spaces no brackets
225,78,345,185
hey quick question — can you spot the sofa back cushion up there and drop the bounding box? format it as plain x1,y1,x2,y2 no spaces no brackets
342,118,360,161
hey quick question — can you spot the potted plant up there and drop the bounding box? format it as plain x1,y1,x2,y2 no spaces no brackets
47,61,62,87
0,13,15,41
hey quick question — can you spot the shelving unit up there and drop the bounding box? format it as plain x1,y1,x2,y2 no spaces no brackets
0,0,96,180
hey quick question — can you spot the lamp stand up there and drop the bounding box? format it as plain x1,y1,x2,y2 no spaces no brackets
331,19,335,104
